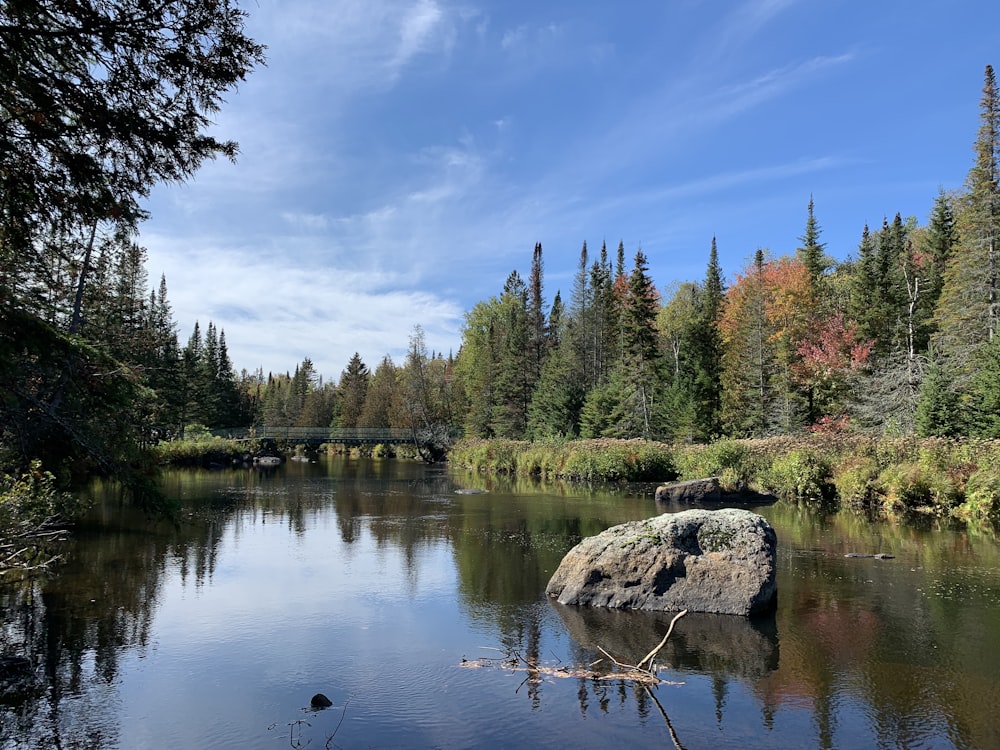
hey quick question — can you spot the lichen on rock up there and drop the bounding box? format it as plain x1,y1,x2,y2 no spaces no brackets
545,508,777,616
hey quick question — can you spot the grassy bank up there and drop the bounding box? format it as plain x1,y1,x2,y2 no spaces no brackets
449,436,1000,523
153,438,429,466
153,436,257,467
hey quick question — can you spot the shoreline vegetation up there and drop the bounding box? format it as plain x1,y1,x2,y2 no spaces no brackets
450,436,1000,524
152,435,1000,525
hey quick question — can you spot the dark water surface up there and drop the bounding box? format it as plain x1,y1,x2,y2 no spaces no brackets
3,456,1000,749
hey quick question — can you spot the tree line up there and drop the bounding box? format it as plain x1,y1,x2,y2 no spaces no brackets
146,64,1000,447
1,0,996,502
290,65,1000,445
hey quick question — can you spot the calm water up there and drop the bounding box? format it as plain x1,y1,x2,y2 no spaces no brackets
3,456,1000,749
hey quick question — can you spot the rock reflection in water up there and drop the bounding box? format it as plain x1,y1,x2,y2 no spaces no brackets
552,602,779,681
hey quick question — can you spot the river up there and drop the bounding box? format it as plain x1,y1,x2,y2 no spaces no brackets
2,456,999,749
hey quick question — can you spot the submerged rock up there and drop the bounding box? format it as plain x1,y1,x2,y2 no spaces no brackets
545,508,777,616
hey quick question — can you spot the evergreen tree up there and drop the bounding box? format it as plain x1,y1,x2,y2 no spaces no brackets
691,238,725,439
454,299,504,437
180,322,204,428
527,289,584,438
492,271,531,437
590,242,618,383
934,64,1000,380
359,356,398,428
338,353,369,428
602,249,662,439
526,242,547,384
567,241,592,391
720,250,778,436
212,330,243,426
915,357,965,437
796,195,829,287
968,333,1000,437
923,188,958,309
656,281,701,441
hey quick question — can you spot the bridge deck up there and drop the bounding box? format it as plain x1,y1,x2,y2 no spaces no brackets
209,427,418,445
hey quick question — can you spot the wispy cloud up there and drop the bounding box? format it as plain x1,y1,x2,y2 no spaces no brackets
143,233,464,376
136,0,992,383
711,0,801,62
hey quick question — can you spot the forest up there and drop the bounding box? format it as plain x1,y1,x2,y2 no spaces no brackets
207,66,1000,449
1,1,999,569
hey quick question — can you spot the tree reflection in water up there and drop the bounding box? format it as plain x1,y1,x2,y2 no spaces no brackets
2,459,1000,749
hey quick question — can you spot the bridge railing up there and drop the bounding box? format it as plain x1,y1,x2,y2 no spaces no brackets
209,427,416,443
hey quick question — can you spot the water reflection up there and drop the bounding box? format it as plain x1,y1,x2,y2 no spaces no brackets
553,605,779,680
1,457,999,749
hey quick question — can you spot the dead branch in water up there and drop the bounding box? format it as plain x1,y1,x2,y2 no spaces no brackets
461,609,689,686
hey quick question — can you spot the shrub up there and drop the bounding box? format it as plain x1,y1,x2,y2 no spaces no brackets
674,440,750,490
877,462,961,513
958,467,1000,521
832,455,883,507
1,461,87,572
757,449,832,500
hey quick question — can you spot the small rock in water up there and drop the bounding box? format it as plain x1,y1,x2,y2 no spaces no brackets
311,693,333,709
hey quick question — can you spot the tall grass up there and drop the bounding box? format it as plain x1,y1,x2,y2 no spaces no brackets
449,435,1000,522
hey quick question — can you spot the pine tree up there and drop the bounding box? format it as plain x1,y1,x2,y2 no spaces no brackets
616,249,662,438
527,310,583,438
915,357,964,437
656,281,701,441
796,195,829,287
526,242,547,384
338,353,369,428
691,237,725,439
492,271,531,437
455,299,501,437
212,330,242,426
969,333,1000,437
721,251,765,436
924,188,958,309
934,65,1000,380
359,356,398,428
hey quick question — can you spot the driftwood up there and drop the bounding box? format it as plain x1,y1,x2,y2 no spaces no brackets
462,610,690,749
461,610,688,686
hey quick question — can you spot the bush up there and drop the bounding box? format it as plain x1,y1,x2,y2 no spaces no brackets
561,440,674,481
832,455,883,507
675,440,751,490
877,462,961,513
1,460,86,573
958,467,1000,521
757,449,832,500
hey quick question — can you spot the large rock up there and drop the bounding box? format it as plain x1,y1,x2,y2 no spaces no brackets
545,508,777,616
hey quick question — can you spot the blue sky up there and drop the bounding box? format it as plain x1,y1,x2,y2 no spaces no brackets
140,0,1000,382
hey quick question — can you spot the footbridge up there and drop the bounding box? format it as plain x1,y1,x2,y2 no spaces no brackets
210,427,422,446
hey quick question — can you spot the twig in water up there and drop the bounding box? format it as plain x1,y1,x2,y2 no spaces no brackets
643,684,688,750
325,698,349,750
637,610,688,671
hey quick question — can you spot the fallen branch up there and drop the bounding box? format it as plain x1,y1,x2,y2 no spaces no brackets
638,609,688,670
462,610,689,687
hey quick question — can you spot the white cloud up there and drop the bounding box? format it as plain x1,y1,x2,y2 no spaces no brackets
281,212,331,231
143,233,464,377
390,0,449,74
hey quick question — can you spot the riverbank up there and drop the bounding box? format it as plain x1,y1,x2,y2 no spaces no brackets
449,436,1000,523
149,434,1000,523
152,437,427,467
